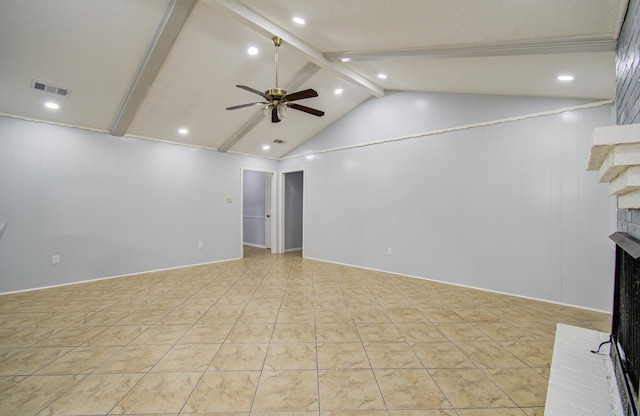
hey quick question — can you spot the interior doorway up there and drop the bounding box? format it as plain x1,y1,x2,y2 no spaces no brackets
281,170,304,254
242,170,274,252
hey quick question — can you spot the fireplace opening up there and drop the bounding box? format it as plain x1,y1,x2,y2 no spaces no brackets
610,232,640,416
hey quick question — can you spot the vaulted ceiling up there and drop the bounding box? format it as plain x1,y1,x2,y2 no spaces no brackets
0,0,628,158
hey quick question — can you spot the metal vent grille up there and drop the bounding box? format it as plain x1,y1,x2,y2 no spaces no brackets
273,139,286,144
32,80,70,97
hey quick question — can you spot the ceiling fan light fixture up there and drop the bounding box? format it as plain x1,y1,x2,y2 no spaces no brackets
277,103,288,119
227,37,323,123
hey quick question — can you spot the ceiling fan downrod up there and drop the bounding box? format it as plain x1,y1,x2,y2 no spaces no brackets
273,37,281,88
267,37,286,100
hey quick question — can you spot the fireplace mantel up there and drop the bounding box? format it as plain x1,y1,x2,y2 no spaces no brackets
587,124,640,208
610,232,640,259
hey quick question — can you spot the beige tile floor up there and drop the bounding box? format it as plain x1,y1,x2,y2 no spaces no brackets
0,246,611,415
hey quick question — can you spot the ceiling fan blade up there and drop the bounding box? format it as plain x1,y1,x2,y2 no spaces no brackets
226,101,268,110
271,107,281,123
236,85,270,100
290,103,324,117
285,89,318,102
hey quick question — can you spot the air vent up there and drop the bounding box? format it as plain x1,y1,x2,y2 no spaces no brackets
32,80,71,97
273,139,286,144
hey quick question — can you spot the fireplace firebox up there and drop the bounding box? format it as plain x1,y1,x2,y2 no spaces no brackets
610,232,640,416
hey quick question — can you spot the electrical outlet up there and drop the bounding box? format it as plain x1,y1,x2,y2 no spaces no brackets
226,197,233,203
52,255,60,264
198,241,204,249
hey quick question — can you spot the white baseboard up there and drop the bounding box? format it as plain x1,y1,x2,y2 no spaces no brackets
243,243,267,249
0,257,241,297
303,255,612,314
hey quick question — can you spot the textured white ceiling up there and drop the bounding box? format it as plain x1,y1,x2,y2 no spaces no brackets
0,0,165,130
0,0,628,158
348,52,617,99
240,0,626,50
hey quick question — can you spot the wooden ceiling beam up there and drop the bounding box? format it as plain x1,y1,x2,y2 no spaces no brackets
109,0,197,136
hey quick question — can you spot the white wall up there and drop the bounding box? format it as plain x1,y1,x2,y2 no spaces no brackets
0,91,619,311
281,92,617,311
289,91,595,156
0,117,277,293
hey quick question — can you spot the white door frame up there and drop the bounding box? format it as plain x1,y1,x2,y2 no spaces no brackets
240,168,277,256
279,168,305,256
264,172,273,249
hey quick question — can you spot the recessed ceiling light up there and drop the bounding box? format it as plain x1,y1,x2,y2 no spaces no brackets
262,145,270,150
247,46,259,56
557,75,574,81
334,88,343,95
292,16,305,25
340,57,352,63
377,73,388,79
44,102,59,110
178,128,188,135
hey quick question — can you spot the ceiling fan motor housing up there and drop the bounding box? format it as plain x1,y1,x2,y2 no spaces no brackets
266,88,287,99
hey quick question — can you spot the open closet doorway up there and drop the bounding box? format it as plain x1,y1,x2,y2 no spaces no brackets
242,169,274,255
281,170,304,255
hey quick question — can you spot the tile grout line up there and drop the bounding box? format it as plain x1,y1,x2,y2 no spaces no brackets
347,280,391,414
248,251,285,414
30,273,196,415
168,266,231,416
0,247,609,415
312,258,322,414
106,268,207,416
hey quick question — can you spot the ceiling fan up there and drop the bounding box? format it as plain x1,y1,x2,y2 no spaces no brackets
226,36,325,123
